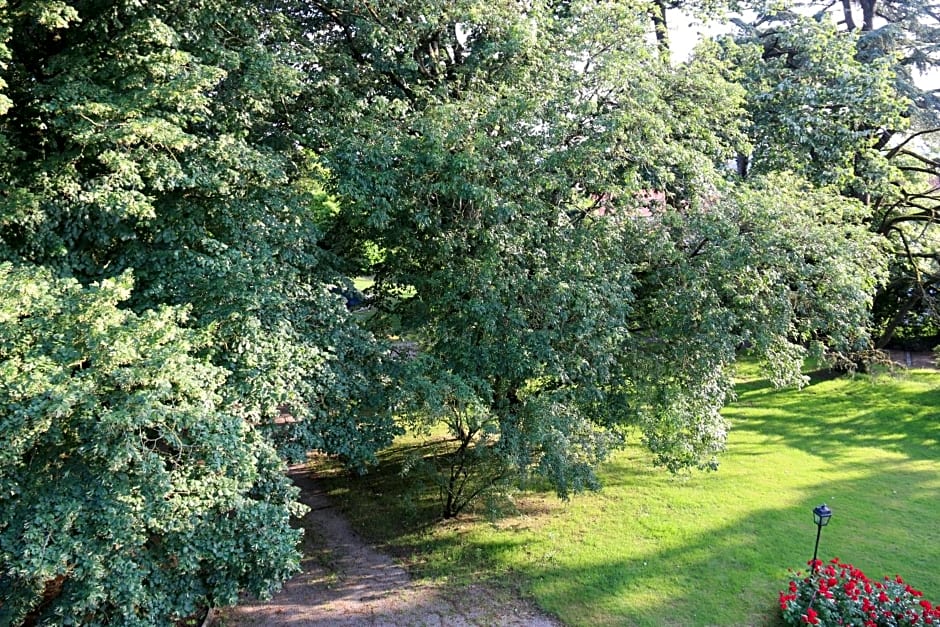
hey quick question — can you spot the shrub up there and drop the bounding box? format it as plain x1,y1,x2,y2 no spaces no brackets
780,558,940,626
0,264,305,625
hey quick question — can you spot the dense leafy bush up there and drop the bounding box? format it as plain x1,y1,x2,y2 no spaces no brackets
0,0,400,468
0,1,398,618
0,263,305,625
780,558,940,626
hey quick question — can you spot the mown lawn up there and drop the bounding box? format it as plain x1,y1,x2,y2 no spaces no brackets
313,365,940,626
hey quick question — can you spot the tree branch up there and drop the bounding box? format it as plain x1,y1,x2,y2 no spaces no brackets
311,1,418,104
886,127,940,160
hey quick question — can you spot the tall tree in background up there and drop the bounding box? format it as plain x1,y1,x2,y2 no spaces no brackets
729,0,940,347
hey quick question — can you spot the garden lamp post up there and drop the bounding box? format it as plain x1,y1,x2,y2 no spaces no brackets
811,503,832,570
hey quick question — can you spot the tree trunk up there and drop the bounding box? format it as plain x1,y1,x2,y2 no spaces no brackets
860,0,876,31
650,0,670,61
876,295,918,348
441,427,474,518
736,153,749,178
841,0,857,31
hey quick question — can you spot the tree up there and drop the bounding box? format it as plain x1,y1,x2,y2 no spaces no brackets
839,0,940,346
295,0,884,516
0,263,304,625
0,1,401,460
0,0,400,618
726,1,940,347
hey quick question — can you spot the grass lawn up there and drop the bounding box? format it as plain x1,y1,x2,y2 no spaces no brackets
313,365,940,626
352,276,374,292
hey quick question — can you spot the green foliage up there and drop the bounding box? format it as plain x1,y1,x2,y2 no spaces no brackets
0,0,399,463
0,0,400,618
306,0,885,514
726,2,940,346
614,174,884,471
728,13,907,190
0,263,304,625
0,0,906,619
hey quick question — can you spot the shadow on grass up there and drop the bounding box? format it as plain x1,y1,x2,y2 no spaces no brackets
729,370,940,462
311,451,939,625
495,461,938,625
315,441,447,532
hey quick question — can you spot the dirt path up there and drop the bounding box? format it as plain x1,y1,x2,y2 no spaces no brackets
886,350,937,369
214,467,561,627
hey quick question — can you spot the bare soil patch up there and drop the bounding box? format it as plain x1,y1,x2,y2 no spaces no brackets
213,466,560,627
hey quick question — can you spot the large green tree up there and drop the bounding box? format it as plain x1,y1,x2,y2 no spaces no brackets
294,0,884,516
0,0,399,620
0,264,304,625
0,2,400,461
0,0,399,462
727,1,940,347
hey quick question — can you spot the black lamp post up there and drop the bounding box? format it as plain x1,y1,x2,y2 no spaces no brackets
811,503,832,570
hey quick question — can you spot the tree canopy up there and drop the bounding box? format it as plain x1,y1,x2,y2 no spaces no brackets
1,0,397,621
0,0,401,462
726,0,940,346
295,0,884,515
0,264,303,624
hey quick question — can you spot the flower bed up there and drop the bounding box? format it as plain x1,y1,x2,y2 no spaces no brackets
780,558,940,626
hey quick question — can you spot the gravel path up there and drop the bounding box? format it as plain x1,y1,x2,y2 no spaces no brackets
214,467,561,627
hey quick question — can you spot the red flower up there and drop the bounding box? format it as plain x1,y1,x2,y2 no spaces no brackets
780,560,940,627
